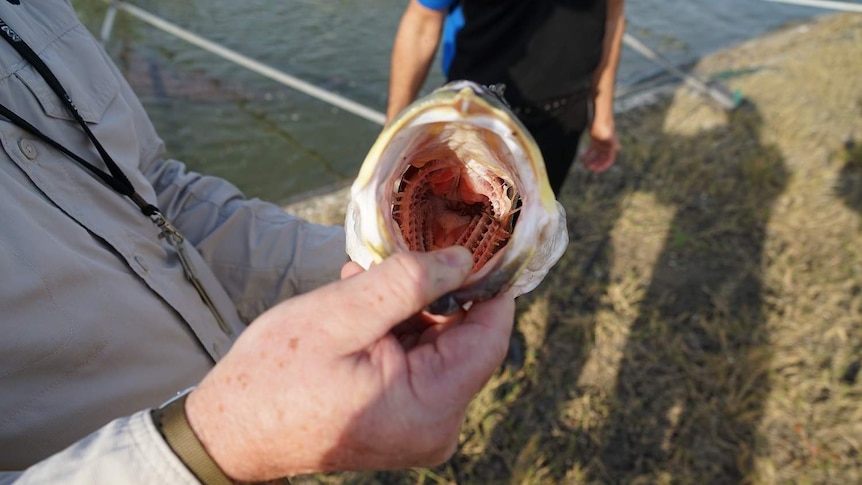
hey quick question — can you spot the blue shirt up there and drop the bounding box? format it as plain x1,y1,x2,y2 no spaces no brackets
418,0,463,76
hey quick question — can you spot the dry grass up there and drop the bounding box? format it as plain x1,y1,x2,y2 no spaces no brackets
290,13,862,485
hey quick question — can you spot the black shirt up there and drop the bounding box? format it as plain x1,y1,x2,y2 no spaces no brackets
447,0,606,107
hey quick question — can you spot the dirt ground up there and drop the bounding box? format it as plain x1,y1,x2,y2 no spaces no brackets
289,13,862,485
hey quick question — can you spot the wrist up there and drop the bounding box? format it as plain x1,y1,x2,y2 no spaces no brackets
185,379,296,482
151,388,234,485
183,384,255,481
184,385,300,485
590,116,616,140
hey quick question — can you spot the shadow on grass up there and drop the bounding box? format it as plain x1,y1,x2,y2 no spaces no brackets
836,139,862,215
589,99,788,483
467,97,786,484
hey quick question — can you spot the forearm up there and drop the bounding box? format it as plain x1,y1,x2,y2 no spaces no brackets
592,0,626,130
143,155,347,323
386,1,444,121
1,412,198,485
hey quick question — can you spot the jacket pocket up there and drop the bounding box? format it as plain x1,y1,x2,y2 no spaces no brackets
12,23,119,124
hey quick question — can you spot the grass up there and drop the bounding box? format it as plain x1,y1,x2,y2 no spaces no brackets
289,13,862,485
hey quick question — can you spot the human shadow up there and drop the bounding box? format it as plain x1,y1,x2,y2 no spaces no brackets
586,99,788,484
447,96,786,484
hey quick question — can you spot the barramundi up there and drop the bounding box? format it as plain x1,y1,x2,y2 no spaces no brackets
345,81,568,314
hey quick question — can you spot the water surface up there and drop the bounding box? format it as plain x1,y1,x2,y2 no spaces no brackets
73,0,820,204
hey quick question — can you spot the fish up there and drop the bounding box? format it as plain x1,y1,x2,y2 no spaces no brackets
345,80,568,314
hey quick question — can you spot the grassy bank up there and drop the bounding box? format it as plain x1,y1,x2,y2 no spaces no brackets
291,13,862,484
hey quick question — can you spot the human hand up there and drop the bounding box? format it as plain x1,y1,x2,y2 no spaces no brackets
185,246,515,481
580,121,621,173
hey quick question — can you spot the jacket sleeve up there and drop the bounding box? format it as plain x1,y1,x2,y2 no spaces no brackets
0,412,199,485
91,5,348,323
141,148,348,323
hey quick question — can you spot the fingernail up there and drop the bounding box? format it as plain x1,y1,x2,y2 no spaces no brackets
435,246,473,267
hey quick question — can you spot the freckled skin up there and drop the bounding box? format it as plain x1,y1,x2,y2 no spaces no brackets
237,373,250,391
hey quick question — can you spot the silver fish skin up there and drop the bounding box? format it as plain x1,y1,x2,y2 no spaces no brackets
345,80,568,313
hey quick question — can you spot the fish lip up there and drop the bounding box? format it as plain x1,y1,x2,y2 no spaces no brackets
425,253,527,315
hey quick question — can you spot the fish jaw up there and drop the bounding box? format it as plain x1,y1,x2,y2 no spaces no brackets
345,81,567,311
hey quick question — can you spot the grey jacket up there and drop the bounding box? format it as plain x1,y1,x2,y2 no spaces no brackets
0,1,347,480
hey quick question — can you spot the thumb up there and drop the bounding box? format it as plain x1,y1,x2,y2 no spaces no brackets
323,246,474,353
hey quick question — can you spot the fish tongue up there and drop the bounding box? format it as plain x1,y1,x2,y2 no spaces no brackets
431,209,471,248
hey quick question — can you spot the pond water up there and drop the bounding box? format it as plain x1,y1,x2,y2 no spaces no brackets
72,0,822,204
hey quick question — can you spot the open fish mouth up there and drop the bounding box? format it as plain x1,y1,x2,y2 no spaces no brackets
346,80,568,314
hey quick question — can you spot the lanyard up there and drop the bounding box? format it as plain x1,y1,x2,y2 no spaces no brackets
0,18,233,337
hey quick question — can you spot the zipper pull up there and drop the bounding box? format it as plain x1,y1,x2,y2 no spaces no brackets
150,212,234,337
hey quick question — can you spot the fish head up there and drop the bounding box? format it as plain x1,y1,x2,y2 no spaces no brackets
346,80,568,313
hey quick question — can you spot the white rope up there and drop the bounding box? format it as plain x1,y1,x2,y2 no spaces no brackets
622,33,739,110
99,3,118,45
758,0,862,13
105,1,770,120
111,1,386,126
